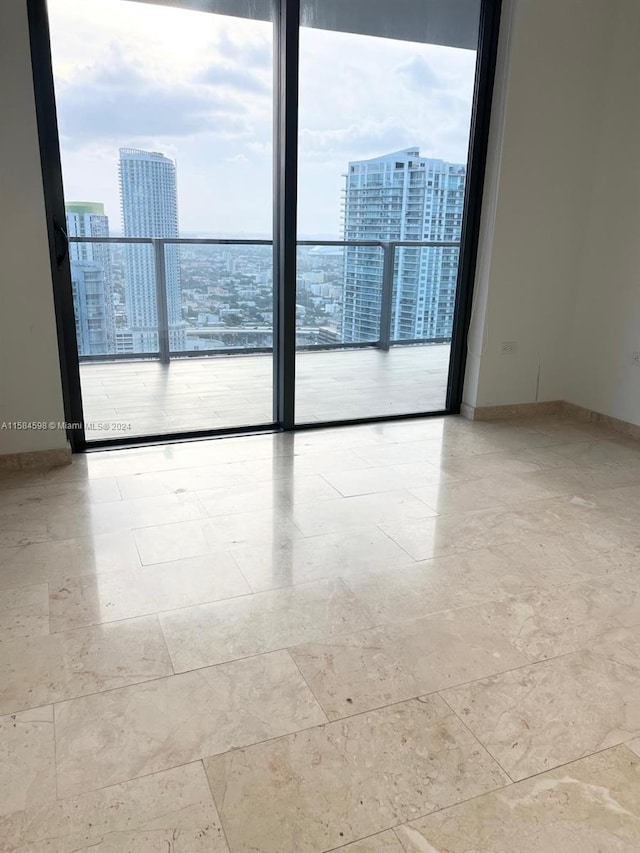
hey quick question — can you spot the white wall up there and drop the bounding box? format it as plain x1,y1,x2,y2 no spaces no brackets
567,0,640,426
0,0,67,454
465,0,616,410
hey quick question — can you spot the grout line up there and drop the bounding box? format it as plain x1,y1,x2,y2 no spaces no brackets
324,828,404,851
287,646,598,726
46,580,51,638
46,712,332,804
438,691,515,782
325,737,640,851
52,701,60,801
2,469,635,554
223,549,256,596
201,758,234,853
3,556,636,717
285,647,330,725
372,521,423,563
155,613,177,676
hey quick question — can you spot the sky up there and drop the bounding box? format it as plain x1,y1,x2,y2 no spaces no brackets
49,0,477,237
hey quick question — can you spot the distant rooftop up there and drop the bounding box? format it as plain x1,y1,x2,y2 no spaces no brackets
347,148,465,169
119,148,174,163
65,201,105,216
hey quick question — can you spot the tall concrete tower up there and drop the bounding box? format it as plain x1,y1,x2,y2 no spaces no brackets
119,148,184,352
65,201,114,356
342,148,466,343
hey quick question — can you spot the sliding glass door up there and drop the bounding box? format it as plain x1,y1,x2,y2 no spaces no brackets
295,0,481,424
45,0,275,441
31,0,500,447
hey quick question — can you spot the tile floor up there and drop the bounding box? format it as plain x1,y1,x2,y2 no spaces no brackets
1,415,640,850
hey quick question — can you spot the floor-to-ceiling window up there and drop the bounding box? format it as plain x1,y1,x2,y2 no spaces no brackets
45,0,275,442
30,0,499,448
294,0,481,424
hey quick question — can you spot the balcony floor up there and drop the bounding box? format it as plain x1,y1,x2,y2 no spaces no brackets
79,343,450,440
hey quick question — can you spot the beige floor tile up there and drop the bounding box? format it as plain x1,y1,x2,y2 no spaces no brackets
160,578,375,672
116,461,256,500
521,419,620,441
196,474,341,516
289,490,437,537
442,647,640,781
344,549,539,623
550,440,640,466
327,830,405,852
591,483,640,519
205,695,508,853
0,615,173,715
269,447,374,476
133,510,304,565
55,649,326,798
290,608,529,718
280,424,394,455
230,526,412,592
0,582,49,642
322,463,452,498
0,706,55,817
0,532,141,589
380,500,576,561
0,761,229,852
628,738,640,758
532,459,640,494
587,625,640,668
0,476,121,512
349,439,455,469
75,447,217,481
491,530,636,586
385,432,531,464
49,552,250,631
2,414,639,849
436,445,582,477
410,469,574,515
44,491,208,540
0,470,46,491
0,509,51,548
396,746,640,852
472,576,640,661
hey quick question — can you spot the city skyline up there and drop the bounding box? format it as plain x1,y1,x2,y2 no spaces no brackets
49,0,476,236
66,143,464,357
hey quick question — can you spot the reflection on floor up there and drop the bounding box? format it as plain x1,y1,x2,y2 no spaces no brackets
2,414,640,849
79,343,450,439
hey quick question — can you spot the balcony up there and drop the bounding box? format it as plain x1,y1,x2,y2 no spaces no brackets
71,237,458,440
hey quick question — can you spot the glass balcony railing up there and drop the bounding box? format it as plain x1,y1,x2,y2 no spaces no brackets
69,237,460,363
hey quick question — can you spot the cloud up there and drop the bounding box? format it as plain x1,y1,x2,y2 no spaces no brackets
299,121,421,164
200,62,270,94
215,29,272,70
56,50,251,147
395,55,444,90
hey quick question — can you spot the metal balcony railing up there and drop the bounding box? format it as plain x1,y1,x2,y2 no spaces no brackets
70,237,460,364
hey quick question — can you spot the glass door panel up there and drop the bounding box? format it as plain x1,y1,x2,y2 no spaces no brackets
295,0,481,423
48,0,275,441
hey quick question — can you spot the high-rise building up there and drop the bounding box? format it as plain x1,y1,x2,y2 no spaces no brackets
118,148,185,353
65,202,114,356
341,148,466,343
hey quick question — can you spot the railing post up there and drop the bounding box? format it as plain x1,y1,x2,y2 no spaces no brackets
378,242,395,351
153,239,171,365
